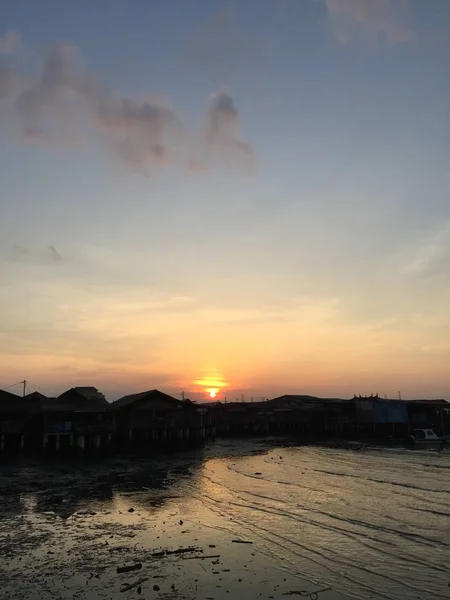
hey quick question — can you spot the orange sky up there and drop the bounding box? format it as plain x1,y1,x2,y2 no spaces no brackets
1,3,450,402
1,269,449,400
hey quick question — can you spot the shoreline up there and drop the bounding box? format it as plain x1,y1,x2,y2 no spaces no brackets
1,439,448,600
0,460,350,600
0,434,447,466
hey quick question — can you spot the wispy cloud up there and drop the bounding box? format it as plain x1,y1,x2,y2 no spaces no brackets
0,31,22,56
48,245,63,262
8,244,64,264
0,34,253,174
0,273,199,360
320,0,413,45
398,221,450,277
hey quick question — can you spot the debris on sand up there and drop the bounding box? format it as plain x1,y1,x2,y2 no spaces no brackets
231,539,253,544
182,554,220,560
128,508,135,513
117,563,142,574
152,547,200,558
283,589,330,598
169,547,199,555
119,577,148,593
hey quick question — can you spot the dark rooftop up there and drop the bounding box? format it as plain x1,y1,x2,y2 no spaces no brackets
57,387,109,410
0,390,39,413
112,389,183,409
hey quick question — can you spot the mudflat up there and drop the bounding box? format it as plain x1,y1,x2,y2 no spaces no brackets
0,439,448,600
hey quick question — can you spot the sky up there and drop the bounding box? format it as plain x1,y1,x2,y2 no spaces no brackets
1,0,450,401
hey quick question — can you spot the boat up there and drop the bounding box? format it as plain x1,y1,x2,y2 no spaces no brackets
408,429,444,450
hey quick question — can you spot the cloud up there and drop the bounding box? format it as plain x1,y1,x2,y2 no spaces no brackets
48,245,63,261
0,32,25,102
205,89,253,167
11,244,30,258
0,60,22,100
93,91,183,173
15,42,83,139
0,34,253,174
0,31,22,56
400,222,450,278
321,0,413,45
6,244,64,265
187,156,209,173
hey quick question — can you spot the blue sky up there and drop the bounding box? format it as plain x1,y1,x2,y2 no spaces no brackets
1,0,450,400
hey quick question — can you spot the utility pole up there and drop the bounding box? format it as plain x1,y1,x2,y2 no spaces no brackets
398,391,402,400
22,380,26,397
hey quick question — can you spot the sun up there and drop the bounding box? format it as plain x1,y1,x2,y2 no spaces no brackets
193,372,227,400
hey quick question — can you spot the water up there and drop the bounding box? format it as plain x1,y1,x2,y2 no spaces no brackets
0,440,449,600
198,441,450,600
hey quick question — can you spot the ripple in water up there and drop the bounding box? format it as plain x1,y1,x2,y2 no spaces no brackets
199,442,450,600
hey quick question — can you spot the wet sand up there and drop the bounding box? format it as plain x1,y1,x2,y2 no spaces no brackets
0,506,342,600
0,442,346,600
1,439,448,600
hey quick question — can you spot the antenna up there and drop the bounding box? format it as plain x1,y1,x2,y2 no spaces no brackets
0,380,27,395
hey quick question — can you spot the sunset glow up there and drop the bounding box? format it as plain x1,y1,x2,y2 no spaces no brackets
1,2,449,401
192,372,228,400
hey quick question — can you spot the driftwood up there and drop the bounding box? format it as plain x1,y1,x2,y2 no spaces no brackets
116,563,142,574
182,554,221,560
120,577,148,593
151,547,200,558
167,547,199,555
